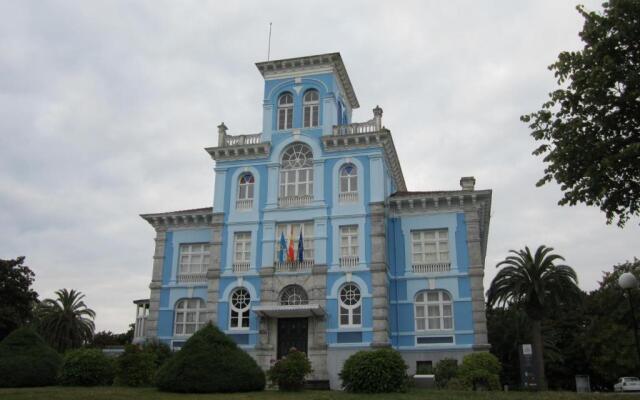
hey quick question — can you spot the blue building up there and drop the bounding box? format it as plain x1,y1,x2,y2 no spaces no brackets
133,52,492,389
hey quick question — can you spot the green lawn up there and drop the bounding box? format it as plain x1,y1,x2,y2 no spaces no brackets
0,387,634,400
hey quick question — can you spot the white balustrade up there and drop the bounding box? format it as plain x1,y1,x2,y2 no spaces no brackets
411,262,452,273
223,133,262,147
339,192,358,203
332,119,379,135
232,262,250,273
278,195,313,207
235,199,253,210
176,272,207,283
275,259,314,273
339,256,360,268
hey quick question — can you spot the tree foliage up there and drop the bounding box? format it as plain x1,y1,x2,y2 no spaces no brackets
35,288,96,352
90,326,134,348
0,257,38,340
0,327,62,387
521,0,640,227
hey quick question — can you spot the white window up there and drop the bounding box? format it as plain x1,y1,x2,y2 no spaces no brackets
275,222,314,262
174,298,206,336
411,229,449,264
178,244,211,275
280,285,309,305
339,225,359,268
236,173,254,209
415,290,453,331
339,284,362,327
233,232,251,272
303,89,319,128
230,288,251,329
277,92,293,130
279,143,313,204
339,164,358,199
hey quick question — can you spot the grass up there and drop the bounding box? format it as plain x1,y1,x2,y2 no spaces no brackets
0,387,634,400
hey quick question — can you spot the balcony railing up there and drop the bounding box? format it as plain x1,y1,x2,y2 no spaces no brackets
279,195,313,207
275,259,314,273
236,199,253,210
176,272,207,283
412,262,451,274
232,262,250,273
332,106,383,136
221,132,262,147
339,192,358,203
339,256,359,268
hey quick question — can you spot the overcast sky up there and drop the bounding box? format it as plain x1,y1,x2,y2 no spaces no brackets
1,1,638,333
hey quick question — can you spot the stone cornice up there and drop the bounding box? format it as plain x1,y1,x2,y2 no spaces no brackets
255,52,359,109
140,207,214,229
205,142,271,161
321,128,407,192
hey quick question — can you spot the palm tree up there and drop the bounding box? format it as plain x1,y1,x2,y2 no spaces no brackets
36,288,96,352
487,245,580,390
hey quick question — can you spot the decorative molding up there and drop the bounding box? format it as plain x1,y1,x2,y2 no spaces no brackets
140,207,214,229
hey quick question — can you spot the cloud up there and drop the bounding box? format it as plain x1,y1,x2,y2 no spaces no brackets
1,0,637,332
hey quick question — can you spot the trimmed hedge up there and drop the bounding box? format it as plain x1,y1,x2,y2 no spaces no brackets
457,352,502,391
115,344,156,387
268,348,312,391
59,348,114,386
156,323,265,393
0,327,62,387
434,358,459,388
340,348,409,393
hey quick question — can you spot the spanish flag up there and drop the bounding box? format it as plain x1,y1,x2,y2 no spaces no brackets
287,230,295,262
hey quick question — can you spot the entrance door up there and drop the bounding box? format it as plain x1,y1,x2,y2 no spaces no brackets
277,318,308,359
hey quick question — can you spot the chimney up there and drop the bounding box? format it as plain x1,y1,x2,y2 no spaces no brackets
460,176,476,191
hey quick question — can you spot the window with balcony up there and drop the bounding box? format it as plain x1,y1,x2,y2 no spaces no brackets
339,163,358,203
411,229,451,273
236,173,254,210
339,283,362,327
279,143,313,207
174,298,206,336
177,243,210,283
275,221,314,271
303,89,319,128
233,232,251,273
277,92,293,130
229,288,251,329
414,290,453,331
339,225,359,268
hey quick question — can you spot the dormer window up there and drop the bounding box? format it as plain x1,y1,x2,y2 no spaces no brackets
303,90,319,128
236,173,254,210
339,163,358,203
278,92,293,130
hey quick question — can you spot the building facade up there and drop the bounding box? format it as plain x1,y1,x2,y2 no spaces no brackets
134,52,492,389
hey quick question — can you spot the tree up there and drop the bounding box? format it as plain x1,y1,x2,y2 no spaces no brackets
0,257,39,340
521,0,640,227
487,245,581,390
90,325,134,348
36,289,96,352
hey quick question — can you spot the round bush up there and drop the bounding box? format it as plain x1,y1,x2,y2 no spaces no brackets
0,327,62,387
434,358,459,388
268,348,312,391
339,348,409,393
457,352,502,391
114,344,156,387
156,323,265,393
59,348,114,386
142,340,172,369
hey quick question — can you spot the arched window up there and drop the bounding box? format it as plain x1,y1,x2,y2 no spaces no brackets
280,143,313,204
414,290,453,331
230,288,251,329
339,283,362,327
303,89,319,128
339,163,358,202
280,285,309,305
278,92,293,130
174,298,206,335
236,173,254,209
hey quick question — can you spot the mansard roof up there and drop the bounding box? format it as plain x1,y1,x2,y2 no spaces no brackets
255,52,359,109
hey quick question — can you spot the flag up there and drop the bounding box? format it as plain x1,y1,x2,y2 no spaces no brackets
297,231,304,262
287,236,295,262
278,232,287,263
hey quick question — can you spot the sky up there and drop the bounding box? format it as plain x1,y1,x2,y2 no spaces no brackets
1,0,638,333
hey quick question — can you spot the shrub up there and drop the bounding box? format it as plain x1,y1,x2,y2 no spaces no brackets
268,348,312,391
0,327,62,387
59,348,114,386
457,352,502,391
340,348,409,393
434,358,459,388
156,323,265,393
446,377,466,390
142,340,172,369
114,344,156,387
